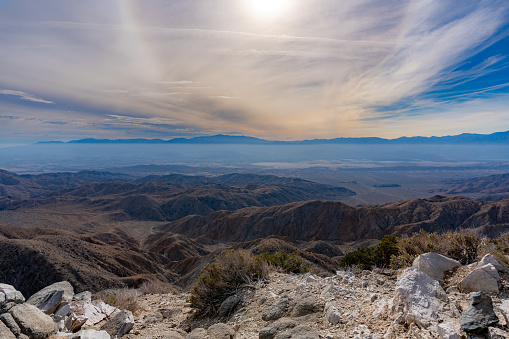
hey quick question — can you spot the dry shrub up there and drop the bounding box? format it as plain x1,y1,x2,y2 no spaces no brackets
391,230,483,268
139,280,167,295
95,288,138,312
190,249,268,317
257,250,312,273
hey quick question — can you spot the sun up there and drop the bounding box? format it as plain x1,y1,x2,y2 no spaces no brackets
245,0,292,20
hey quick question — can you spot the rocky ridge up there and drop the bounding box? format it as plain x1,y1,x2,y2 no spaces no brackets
2,251,508,338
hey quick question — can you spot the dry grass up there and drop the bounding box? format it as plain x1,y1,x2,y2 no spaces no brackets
190,249,268,317
390,230,509,269
95,288,139,312
139,280,167,295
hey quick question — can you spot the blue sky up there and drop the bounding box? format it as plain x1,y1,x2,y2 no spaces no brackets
0,0,508,143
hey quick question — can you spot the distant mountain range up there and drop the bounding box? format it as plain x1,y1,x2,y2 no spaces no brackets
38,130,509,145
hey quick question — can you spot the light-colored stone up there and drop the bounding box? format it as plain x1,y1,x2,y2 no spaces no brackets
0,284,25,305
55,303,72,318
487,327,507,339
83,303,107,326
0,312,21,336
27,281,74,307
412,252,461,282
500,299,509,325
0,321,16,339
459,263,500,293
73,291,92,303
324,302,342,325
78,329,111,339
437,323,460,339
480,254,509,273
388,267,448,328
10,303,56,339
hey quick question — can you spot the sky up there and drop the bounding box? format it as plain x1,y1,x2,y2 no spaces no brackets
0,0,509,144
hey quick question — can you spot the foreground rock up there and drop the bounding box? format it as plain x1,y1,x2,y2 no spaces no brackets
388,267,448,328
480,254,509,273
460,292,499,334
412,252,461,282
10,303,56,339
458,263,500,293
100,309,134,338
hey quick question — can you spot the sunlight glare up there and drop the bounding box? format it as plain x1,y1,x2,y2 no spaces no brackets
245,0,292,20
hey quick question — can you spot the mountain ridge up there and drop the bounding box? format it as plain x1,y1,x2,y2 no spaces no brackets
37,130,509,145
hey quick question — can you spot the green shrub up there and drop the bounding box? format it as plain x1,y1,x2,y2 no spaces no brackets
340,246,375,270
190,249,268,317
373,235,400,267
340,235,399,269
257,251,312,274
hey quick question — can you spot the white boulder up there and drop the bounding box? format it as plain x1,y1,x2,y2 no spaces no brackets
412,253,461,282
458,263,500,293
388,267,448,328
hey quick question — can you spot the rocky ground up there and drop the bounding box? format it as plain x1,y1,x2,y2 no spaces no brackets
120,255,509,339
1,253,508,339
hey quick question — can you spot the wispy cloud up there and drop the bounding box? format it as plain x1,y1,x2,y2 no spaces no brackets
0,89,54,104
0,0,508,141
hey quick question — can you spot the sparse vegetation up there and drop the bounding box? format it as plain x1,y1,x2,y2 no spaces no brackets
340,235,399,269
257,250,313,274
139,280,167,295
94,288,139,312
190,249,268,317
390,230,483,268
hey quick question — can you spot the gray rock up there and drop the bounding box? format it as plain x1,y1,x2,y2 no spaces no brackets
55,303,72,318
480,254,509,273
100,309,134,338
9,303,56,339
259,317,297,339
208,323,235,339
274,325,320,339
437,323,460,339
290,293,323,317
73,291,92,303
187,328,206,339
389,267,448,328
27,281,74,307
487,327,507,339
459,264,500,293
412,252,461,282
460,292,499,334
218,295,242,317
324,302,342,325
262,296,290,321
0,284,25,305
38,290,65,314
0,312,21,336
143,311,163,324
0,320,16,339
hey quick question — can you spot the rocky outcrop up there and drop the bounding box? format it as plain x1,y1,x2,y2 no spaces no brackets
99,310,134,338
460,292,499,334
10,304,56,339
480,254,509,273
412,252,461,282
458,263,501,293
388,267,448,328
